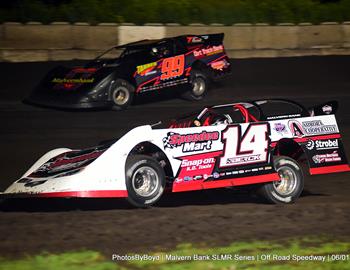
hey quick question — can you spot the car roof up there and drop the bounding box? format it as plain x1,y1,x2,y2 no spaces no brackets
115,33,224,49
116,39,164,48
207,99,306,110
115,37,175,49
205,99,309,120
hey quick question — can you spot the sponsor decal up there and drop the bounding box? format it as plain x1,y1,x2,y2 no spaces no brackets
312,151,341,164
288,120,304,137
266,114,301,120
306,139,339,150
288,119,338,137
53,67,97,90
184,176,192,181
213,172,220,178
218,166,273,177
175,151,222,183
226,154,261,165
302,120,337,134
210,59,229,71
181,157,216,171
144,70,157,76
273,122,288,134
136,62,157,75
306,140,315,150
179,176,205,182
163,131,219,152
193,45,224,57
186,36,207,43
175,177,183,183
38,151,100,172
52,78,94,84
322,105,332,114
28,146,107,179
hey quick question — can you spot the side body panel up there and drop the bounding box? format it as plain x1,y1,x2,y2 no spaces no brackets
269,115,350,174
4,114,349,198
4,126,155,197
150,122,278,192
133,36,231,93
4,123,278,197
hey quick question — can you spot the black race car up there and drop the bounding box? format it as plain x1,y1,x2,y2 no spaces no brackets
25,33,231,110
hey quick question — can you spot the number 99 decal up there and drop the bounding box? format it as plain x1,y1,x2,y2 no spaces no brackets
219,123,270,167
161,55,185,80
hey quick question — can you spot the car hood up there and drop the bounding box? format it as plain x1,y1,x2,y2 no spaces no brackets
25,144,109,180
31,60,119,95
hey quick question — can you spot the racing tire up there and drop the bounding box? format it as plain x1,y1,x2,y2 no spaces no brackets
110,79,134,111
182,69,209,101
259,156,304,204
125,155,166,208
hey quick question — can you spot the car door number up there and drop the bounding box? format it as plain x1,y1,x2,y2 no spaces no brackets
219,123,269,167
161,55,185,80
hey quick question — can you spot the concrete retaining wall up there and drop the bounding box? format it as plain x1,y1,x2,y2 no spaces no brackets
1,22,350,61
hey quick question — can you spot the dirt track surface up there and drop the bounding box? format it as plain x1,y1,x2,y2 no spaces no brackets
0,56,349,257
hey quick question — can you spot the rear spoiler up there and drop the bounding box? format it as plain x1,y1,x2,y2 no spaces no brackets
309,100,338,116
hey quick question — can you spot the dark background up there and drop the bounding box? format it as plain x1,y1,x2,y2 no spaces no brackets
1,0,349,24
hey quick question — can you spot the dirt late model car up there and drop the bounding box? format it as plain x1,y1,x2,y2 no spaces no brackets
2,99,349,207
25,33,231,110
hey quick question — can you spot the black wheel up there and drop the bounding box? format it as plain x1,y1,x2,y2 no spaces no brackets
259,156,304,204
110,79,134,111
125,155,166,208
182,69,208,101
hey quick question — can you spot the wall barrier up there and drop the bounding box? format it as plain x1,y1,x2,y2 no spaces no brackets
1,22,350,61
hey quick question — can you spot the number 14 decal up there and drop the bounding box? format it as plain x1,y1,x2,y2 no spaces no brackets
219,123,270,167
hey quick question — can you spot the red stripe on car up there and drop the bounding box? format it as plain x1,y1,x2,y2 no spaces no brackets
310,164,350,175
172,173,279,192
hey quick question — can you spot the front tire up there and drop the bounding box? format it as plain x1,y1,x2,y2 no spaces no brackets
110,79,134,111
125,155,165,208
182,69,208,101
259,156,304,204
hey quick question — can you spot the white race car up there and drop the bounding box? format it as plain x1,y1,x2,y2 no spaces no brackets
2,99,349,207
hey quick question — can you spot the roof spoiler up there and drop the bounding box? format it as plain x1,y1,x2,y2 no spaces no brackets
183,33,224,45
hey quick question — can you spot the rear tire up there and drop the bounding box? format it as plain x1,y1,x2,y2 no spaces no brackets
259,156,304,204
110,79,134,111
125,155,165,208
182,69,208,101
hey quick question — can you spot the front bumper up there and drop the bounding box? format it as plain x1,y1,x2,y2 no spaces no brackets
0,190,128,199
